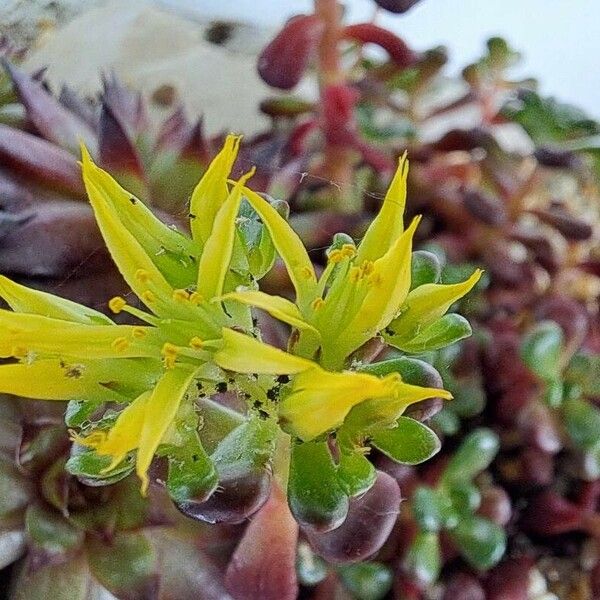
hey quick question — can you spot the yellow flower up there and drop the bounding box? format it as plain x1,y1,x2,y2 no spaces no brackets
0,135,253,493
222,154,481,369
215,328,451,441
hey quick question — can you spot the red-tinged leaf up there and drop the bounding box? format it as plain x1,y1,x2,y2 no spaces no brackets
155,106,192,152
0,125,84,196
342,24,419,68
322,84,360,146
225,483,299,600
181,118,210,164
304,471,401,564
101,72,149,138
522,491,584,536
98,102,145,180
530,207,593,241
0,200,108,277
58,85,98,130
483,558,533,600
477,486,512,527
442,572,485,600
258,15,325,90
3,60,97,154
373,0,423,14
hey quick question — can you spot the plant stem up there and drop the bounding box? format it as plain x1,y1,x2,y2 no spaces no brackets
314,0,358,214
273,428,292,491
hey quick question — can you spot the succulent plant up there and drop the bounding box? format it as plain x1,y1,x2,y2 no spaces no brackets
0,131,480,599
0,59,211,306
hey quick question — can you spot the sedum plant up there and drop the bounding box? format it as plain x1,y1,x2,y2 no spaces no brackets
0,133,480,598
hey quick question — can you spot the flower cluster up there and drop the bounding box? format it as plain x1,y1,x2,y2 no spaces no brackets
0,135,480,543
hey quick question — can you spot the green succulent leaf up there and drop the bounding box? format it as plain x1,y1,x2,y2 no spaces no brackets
25,504,84,556
566,353,600,397
87,532,158,598
394,313,473,353
288,440,348,531
563,398,600,451
296,542,329,586
411,486,454,532
442,428,499,483
447,481,481,514
338,562,394,600
521,321,564,381
65,446,134,485
403,531,441,586
166,440,218,505
449,515,506,570
371,417,441,465
337,448,376,497
359,356,440,386
410,250,442,290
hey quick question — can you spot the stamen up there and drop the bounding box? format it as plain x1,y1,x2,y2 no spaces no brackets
132,327,147,339
161,342,179,369
189,336,204,349
141,290,156,304
111,337,130,352
189,292,204,305
172,289,190,302
311,297,325,311
108,296,127,314
135,269,151,283
328,249,344,264
340,244,357,259
301,266,314,280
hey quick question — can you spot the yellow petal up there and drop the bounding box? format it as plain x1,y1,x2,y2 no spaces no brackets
389,269,483,339
279,369,400,441
80,391,151,471
196,169,255,298
0,310,157,359
214,328,314,374
0,359,131,402
136,366,198,494
81,145,175,314
356,152,408,263
221,290,319,337
78,156,198,286
189,134,242,245
242,186,317,310
0,275,112,325
335,216,420,361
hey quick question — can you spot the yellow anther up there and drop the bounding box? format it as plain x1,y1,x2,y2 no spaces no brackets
311,297,325,311
141,290,156,304
189,292,204,305
360,260,375,277
111,337,130,352
349,267,361,283
189,336,204,349
161,342,179,369
340,244,357,258
132,327,147,339
108,296,127,314
135,269,151,283
172,289,190,302
368,272,383,287
328,249,344,264
301,266,314,280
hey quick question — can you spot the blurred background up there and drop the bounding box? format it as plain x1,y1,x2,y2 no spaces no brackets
2,0,598,136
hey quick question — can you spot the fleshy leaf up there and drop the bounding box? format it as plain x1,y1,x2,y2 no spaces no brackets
449,515,506,570
387,269,483,341
288,440,349,531
391,313,473,353
404,531,441,586
521,320,564,381
442,428,499,484
371,417,441,465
